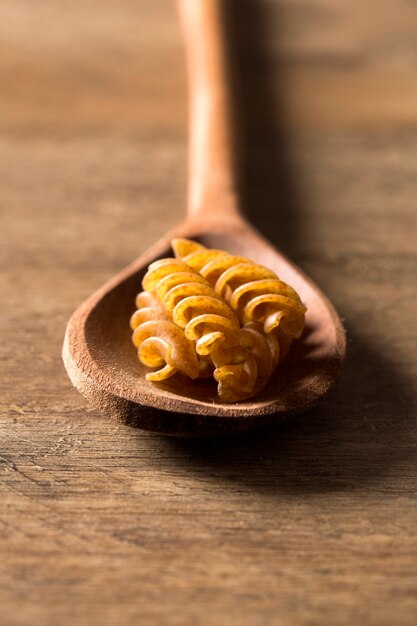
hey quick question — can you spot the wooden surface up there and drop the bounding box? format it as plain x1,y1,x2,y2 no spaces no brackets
1,1,416,624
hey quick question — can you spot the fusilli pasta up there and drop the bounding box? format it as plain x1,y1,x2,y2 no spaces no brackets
172,238,306,340
130,239,306,402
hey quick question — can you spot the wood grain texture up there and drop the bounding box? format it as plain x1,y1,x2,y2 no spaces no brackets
1,1,416,624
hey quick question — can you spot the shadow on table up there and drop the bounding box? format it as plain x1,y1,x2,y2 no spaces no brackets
145,326,416,493
227,0,304,259
136,1,416,493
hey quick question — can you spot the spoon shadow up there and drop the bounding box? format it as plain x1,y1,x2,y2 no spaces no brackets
142,328,416,493
132,2,416,486
226,0,303,257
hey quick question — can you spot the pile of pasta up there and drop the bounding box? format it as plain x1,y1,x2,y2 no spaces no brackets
130,239,306,402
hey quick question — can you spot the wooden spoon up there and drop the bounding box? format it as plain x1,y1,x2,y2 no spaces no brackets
62,0,345,437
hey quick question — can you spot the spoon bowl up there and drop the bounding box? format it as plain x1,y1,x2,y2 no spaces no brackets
63,216,345,436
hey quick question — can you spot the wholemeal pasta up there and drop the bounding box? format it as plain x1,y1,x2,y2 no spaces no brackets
130,290,199,381
172,238,306,341
130,239,306,402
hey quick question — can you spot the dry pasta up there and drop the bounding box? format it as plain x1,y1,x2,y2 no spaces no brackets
130,290,199,381
131,258,276,401
172,238,306,340
130,239,306,403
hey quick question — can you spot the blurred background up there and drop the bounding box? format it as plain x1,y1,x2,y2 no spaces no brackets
2,0,416,316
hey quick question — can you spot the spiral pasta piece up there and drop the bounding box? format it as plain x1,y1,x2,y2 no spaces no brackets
130,290,199,381
130,239,306,403
172,238,306,339
131,256,280,402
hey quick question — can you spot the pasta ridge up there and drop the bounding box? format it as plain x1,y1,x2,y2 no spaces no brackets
130,290,199,381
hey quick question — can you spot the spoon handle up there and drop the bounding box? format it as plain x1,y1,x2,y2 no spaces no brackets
176,0,242,222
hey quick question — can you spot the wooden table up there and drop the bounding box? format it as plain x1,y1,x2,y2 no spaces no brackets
2,1,416,624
